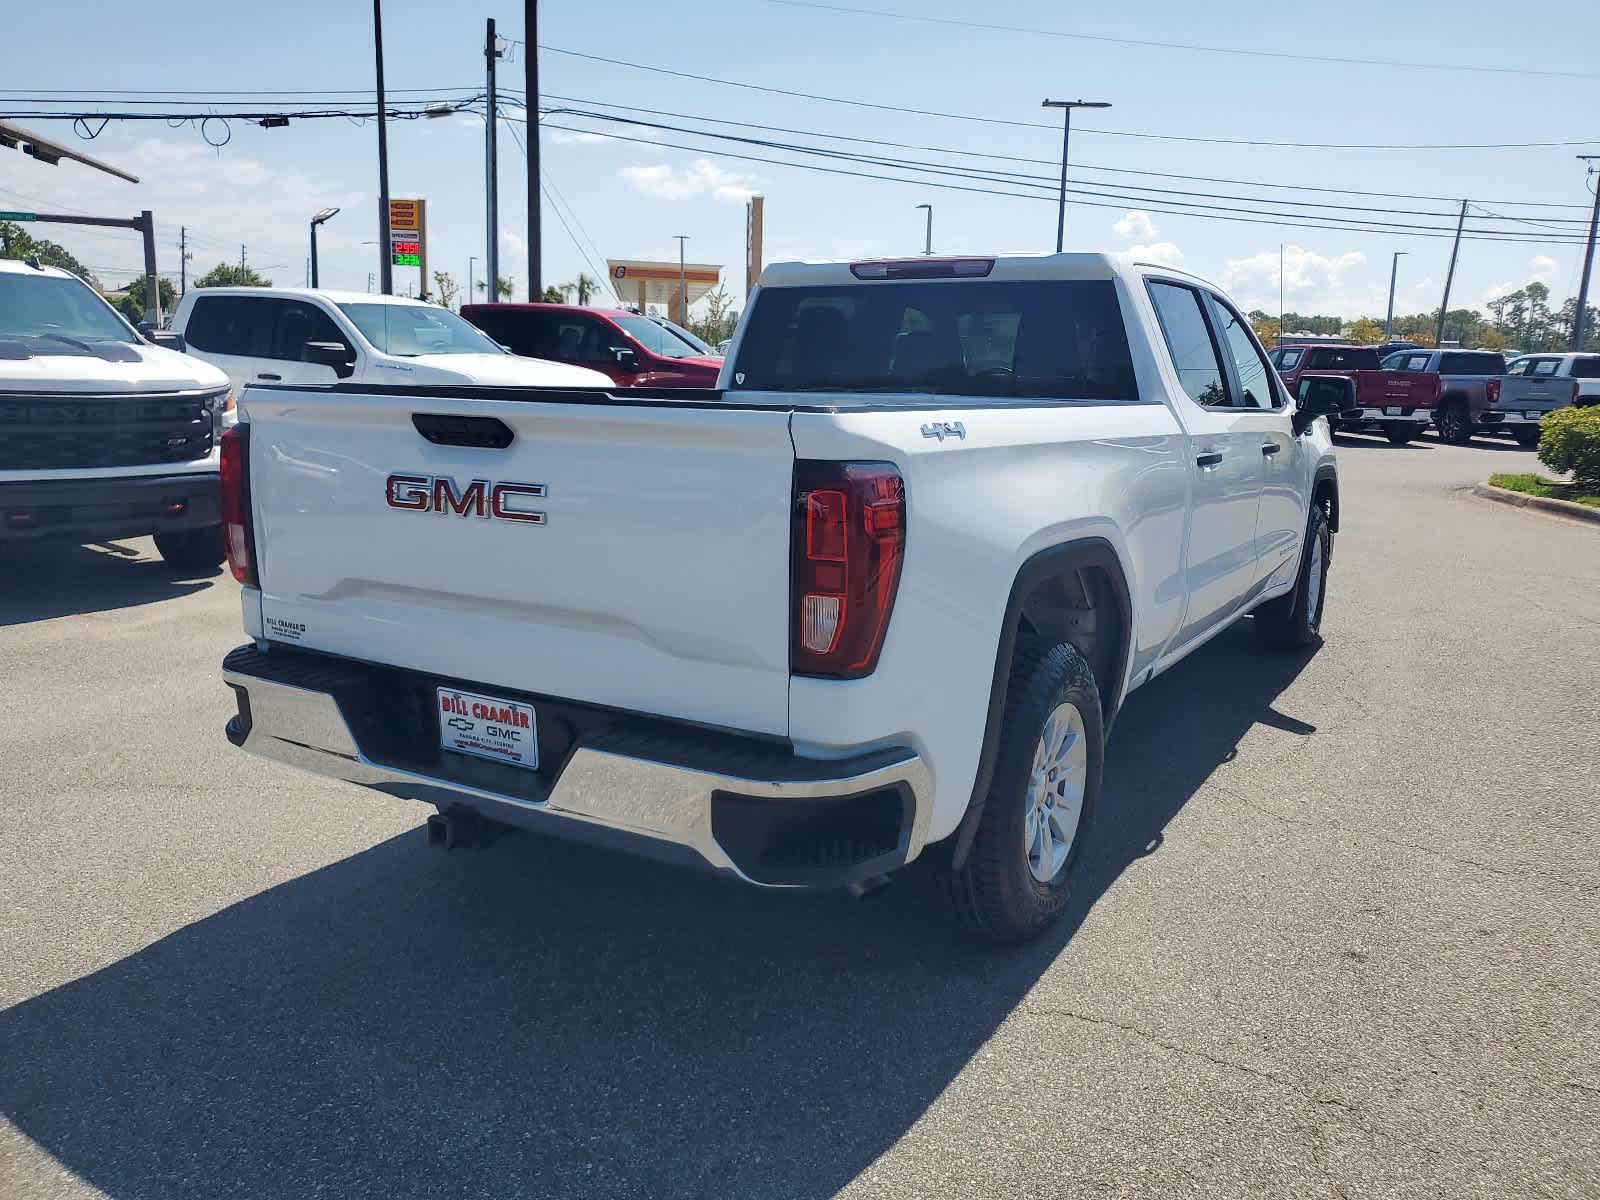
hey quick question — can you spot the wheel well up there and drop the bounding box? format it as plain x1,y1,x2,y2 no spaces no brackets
1016,566,1125,716
1312,473,1339,533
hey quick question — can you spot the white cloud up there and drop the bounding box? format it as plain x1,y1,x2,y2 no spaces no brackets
1128,241,1183,265
618,158,757,204
1529,254,1558,282
1113,210,1157,239
1222,245,1367,311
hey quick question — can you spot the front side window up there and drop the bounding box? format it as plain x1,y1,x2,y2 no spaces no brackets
1404,354,1433,372
0,271,137,345
1277,347,1304,370
1147,281,1230,408
268,301,349,362
1506,358,1530,376
337,303,504,357
1209,295,1281,410
543,315,615,363
731,279,1137,402
611,314,701,360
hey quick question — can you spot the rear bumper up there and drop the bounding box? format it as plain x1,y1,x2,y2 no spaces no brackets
222,644,932,889
0,471,220,542
1339,407,1432,427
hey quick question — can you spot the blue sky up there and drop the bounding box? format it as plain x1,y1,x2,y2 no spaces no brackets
3,0,1596,321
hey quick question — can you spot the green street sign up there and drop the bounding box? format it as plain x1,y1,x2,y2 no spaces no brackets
0,211,37,222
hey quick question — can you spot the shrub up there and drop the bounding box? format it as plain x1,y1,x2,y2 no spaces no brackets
1537,405,1600,488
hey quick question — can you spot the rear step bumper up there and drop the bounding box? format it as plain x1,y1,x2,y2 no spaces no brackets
222,644,932,889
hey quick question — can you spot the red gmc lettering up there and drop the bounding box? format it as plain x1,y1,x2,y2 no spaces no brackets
385,474,546,524
433,477,489,518
491,483,547,525
385,473,431,511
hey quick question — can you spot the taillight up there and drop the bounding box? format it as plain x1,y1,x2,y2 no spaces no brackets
1574,381,1582,405
792,461,906,679
849,258,994,280
1486,379,1501,405
219,424,256,587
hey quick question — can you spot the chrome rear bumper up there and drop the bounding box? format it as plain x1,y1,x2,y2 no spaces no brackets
222,644,932,888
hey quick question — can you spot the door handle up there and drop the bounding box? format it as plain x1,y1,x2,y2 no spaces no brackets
1261,442,1281,456
256,372,282,382
1195,451,1223,468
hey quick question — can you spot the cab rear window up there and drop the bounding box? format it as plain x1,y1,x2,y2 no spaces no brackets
729,280,1138,402
1439,351,1506,375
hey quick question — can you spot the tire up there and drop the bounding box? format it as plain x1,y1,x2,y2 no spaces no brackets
1384,425,1416,446
1254,502,1331,650
1513,427,1541,449
1436,399,1473,445
936,637,1104,943
154,526,225,570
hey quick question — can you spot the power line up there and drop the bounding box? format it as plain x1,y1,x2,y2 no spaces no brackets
504,119,618,301
767,0,1600,82
534,92,1592,211
538,45,1600,151
538,120,1588,245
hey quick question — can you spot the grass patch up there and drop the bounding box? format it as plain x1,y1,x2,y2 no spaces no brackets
1489,473,1600,507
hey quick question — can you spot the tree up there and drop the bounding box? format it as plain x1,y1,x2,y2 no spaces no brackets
0,221,96,284
540,285,565,303
475,276,514,299
1345,318,1384,345
1474,325,1507,352
114,277,178,325
195,262,271,288
432,271,461,312
1249,316,1280,349
687,284,738,348
574,273,599,305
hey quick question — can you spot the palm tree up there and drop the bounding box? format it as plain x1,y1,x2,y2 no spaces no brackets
574,273,599,305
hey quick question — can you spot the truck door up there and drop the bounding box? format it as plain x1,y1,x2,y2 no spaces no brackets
1146,280,1266,645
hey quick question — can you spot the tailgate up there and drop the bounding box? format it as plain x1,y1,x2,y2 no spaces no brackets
1358,370,1438,408
245,389,796,736
1500,376,1572,414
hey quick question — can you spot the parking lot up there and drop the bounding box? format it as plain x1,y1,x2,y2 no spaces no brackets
2,435,1597,1198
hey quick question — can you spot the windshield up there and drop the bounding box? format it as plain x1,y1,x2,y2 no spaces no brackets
337,303,504,357
0,272,138,345
611,314,704,359
655,317,716,356
729,279,1138,402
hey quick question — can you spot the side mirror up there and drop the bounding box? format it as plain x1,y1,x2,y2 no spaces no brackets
612,347,638,370
145,329,186,352
303,340,356,379
1294,375,1355,435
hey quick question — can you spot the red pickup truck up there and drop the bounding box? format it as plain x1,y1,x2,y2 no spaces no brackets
462,303,723,388
1269,343,1442,445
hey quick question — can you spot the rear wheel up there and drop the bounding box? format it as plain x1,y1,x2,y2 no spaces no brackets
937,637,1103,943
154,526,225,571
1513,427,1541,448
1255,502,1330,650
1436,399,1473,445
1383,424,1416,446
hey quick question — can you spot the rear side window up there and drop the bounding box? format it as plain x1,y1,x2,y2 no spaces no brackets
1440,351,1506,375
730,280,1137,401
1147,281,1229,408
1573,357,1600,379
184,295,281,356
1530,359,1560,377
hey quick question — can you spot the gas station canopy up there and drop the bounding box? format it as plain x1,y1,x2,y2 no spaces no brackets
607,259,721,316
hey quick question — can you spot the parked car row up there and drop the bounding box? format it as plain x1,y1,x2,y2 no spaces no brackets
1269,339,1595,447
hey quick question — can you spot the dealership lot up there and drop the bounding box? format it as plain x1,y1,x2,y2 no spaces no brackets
2,437,1597,1199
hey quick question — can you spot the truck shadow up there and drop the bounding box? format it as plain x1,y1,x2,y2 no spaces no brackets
0,622,1315,1199
0,541,218,626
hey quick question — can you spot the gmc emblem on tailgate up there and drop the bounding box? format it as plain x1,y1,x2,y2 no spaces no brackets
385,474,547,524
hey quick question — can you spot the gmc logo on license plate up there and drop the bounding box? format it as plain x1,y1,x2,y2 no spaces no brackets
385,474,547,524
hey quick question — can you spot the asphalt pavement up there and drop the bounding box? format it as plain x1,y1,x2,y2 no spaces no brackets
2,432,1597,1199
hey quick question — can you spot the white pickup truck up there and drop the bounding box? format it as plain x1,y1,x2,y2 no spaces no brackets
220,254,1341,942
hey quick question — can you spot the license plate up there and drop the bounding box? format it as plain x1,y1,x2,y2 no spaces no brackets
437,687,538,770
1384,406,1403,416
1524,412,1542,421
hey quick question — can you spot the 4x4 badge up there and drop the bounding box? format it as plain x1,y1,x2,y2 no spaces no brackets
921,421,966,441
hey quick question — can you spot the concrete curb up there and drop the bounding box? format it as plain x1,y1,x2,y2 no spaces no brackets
1471,483,1600,526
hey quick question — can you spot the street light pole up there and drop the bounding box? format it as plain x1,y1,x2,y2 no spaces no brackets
915,203,933,255
310,207,340,289
468,255,479,303
1574,157,1600,352
674,234,689,322
373,0,393,295
484,18,501,303
1041,98,1111,253
1385,251,1408,339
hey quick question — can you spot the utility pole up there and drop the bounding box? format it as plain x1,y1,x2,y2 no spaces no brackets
524,0,541,299
1574,157,1600,352
485,18,501,303
1385,251,1408,339
178,226,190,295
138,209,159,326
745,195,764,299
674,234,688,324
916,203,933,255
239,243,246,271
374,0,393,295
1435,199,1468,348
1041,98,1111,253
468,255,479,303
1279,244,1285,347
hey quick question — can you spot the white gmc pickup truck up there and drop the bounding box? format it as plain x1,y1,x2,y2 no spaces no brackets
221,253,1341,942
